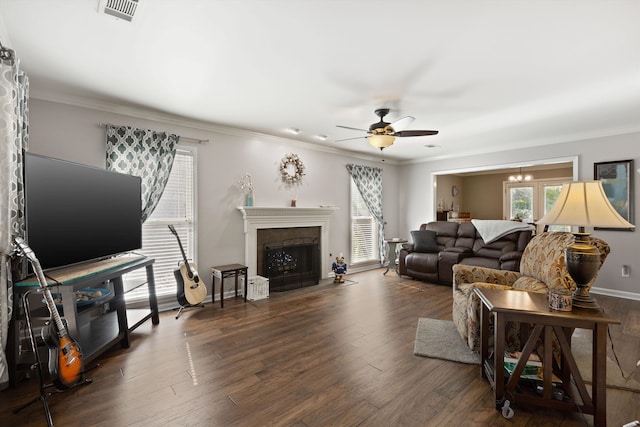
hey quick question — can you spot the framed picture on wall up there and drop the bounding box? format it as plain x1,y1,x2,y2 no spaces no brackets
594,159,634,230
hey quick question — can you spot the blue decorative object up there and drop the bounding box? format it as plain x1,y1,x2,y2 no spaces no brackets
332,255,347,283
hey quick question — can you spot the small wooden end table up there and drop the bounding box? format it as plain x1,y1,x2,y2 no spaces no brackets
210,264,248,308
475,288,619,426
383,238,407,276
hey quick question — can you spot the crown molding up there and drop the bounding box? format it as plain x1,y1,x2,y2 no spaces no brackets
30,90,399,166
400,125,640,166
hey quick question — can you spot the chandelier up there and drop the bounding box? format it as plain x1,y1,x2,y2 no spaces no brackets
508,167,533,182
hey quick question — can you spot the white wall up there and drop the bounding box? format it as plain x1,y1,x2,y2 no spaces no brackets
27,99,400,295
399,132,640,298
28,98,640,299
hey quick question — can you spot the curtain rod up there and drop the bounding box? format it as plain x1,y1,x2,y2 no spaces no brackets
98,122,210,145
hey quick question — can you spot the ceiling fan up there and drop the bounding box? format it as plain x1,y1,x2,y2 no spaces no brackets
336,108,438,150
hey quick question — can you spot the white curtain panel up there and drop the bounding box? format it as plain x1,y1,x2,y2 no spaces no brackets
0,46,29,389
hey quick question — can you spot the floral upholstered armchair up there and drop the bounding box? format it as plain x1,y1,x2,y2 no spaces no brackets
452,231,610,352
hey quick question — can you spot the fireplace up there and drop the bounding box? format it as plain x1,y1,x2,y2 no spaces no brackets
263,237,319,291
237,207,336,286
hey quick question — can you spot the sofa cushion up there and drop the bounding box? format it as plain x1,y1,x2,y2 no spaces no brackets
511,276,549,293
460,257,500,270
424,221,459,249
411,230,439,253
519,232,582,292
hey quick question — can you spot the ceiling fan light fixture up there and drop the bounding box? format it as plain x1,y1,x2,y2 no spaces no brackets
336,108,438,150
368,134,395,150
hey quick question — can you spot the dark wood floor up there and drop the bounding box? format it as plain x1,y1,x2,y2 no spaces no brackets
2,269,639,426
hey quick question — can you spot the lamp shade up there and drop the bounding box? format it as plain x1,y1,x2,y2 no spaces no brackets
537,181,634,229
367,134,395,149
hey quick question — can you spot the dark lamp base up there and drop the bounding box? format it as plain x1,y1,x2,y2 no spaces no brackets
572,291,601,310
565,232,601,311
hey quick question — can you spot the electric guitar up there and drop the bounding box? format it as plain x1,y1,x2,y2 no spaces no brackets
168,225,207,306
13,237,84,390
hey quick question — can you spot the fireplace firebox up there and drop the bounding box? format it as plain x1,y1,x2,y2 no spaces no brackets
263,237,319,291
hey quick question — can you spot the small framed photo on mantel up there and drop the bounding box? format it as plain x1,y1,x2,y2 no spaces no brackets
594,159,634,230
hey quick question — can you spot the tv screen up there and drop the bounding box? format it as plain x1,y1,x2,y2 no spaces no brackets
24,153,142,271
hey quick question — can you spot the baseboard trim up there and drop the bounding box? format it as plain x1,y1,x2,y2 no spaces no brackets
590,286,640,301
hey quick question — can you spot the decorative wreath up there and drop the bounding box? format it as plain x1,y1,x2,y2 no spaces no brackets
280,153,305,185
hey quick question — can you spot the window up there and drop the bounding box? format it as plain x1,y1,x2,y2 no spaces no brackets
504,178,570,232
350,178,379,264
507,185,534,223
541,182,570,232
125,147,196,303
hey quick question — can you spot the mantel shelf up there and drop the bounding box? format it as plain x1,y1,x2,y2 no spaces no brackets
237,206,338,218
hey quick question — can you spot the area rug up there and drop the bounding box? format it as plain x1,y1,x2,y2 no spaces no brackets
414,318,640,392
572,330,640,392
413,318,481,365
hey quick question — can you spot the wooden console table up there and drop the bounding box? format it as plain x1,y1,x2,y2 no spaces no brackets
476,288,619,426
9,256,159,386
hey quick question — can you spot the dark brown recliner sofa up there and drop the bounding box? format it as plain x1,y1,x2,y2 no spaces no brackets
398,221,533,285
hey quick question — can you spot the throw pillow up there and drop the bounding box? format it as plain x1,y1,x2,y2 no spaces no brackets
411,230,439,253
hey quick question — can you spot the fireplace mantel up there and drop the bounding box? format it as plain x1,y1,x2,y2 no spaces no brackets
237,206,337,280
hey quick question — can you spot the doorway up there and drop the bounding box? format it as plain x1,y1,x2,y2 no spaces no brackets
433,156,578,222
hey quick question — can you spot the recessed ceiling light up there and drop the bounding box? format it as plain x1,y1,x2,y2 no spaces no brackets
315,134,328,140
287,128,300,135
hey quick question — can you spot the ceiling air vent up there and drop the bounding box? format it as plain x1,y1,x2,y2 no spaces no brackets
99,0,139,22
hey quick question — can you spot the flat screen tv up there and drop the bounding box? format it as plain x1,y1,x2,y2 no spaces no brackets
24,153,142,271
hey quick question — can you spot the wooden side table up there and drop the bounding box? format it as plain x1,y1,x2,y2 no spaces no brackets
210,264,248,308
383,238,407,276
475,288,619,426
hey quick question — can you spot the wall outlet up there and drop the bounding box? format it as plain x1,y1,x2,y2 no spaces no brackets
622,265,630,277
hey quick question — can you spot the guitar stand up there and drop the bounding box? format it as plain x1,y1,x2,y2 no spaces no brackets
13,290,92,427
174,302,205,319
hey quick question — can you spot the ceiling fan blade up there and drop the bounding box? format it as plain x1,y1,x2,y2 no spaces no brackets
389,116,415,132
335,136,368,142
395,130,439,137
336,125,369,132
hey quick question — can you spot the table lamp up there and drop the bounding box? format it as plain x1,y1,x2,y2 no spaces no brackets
537,181,634,309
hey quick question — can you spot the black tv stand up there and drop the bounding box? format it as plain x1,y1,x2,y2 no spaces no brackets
9,255,159,387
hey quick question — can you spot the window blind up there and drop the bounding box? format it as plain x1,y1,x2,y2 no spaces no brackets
125,148,196,303
350,179,379,264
